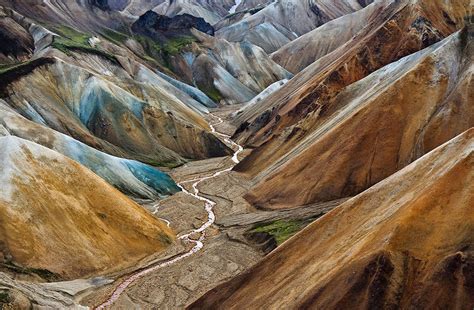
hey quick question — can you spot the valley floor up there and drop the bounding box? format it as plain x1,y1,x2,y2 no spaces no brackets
0,109,344,309
76,108,345,309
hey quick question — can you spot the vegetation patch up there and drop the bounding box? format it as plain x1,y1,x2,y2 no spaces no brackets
2,261,60,282
0,63,23,74
158,233,173,245
49,25,119,64
0,290,9,304
162,36,196,55
197,83,223,103
50,25,91,45
101,28,130,45
252,220,306,245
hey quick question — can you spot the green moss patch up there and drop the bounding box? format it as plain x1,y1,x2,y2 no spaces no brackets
101,29,130,45
162,36,195,55
48,25,119,64
252,220,305,245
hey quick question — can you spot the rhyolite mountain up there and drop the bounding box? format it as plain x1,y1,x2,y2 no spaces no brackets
233,0,472,209
0,135,174,280
191,128,474,309
0,0,472,309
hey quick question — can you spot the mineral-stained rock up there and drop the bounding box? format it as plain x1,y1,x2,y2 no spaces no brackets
190,128,474,309
216,0,374,53
0,136,174,280
0,101,180,199
240,28,473,209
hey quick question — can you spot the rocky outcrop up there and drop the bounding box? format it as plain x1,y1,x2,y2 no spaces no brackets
89,0,111,10
150,0,235,24
190,128,474,309
232,0,271,12
0,7,33,63
132,11,214,42
0,136,174,280
158,29,292,104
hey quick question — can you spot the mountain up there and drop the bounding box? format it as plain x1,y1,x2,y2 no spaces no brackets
0,136,174,281
0,101,180,199
122,0,235,24
190,128,474,309
233,0,471,209
271,0,388,74
216,0,374,53
0,0,472,309
0,0,129,32
132,16,292,104
0,7,232,169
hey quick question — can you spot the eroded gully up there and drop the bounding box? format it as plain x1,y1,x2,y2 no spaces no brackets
95,115,243,309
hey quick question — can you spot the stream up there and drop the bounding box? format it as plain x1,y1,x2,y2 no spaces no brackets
95,115,243,309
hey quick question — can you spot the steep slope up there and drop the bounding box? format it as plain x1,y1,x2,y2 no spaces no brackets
133,25,292,104
240,28,473,209
190,128,474,309
122,0,235,24
232,0,271,12
0,9,232,167
0,136,174,280
131,11,215,42
234,0,470,148
0,0,129,33
271,0,388,74
1,57,229,167
152,0,234,24
0,101,180,199
216,0,373,53
0,6,34,63
188,30,292,104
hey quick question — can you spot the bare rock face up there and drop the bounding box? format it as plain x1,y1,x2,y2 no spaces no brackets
132,11,214,42
233,0,472,209
0,136,174,280
190,128,474,309
216,0,373,53
0,8,33,63
271,1,386,74
89,0,110,10
0,101,181,200
240,28,473,209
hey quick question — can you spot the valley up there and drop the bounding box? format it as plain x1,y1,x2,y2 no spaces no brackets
0,0,472,309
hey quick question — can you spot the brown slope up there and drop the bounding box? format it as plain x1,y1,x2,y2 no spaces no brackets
190,128,474,309
233,0,469,150
0,136,174,280
0,7,34,63
243,28,473,209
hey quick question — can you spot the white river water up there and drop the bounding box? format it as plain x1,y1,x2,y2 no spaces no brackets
95,115,243,309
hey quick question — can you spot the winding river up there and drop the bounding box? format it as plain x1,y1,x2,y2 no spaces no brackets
95,115,243,309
